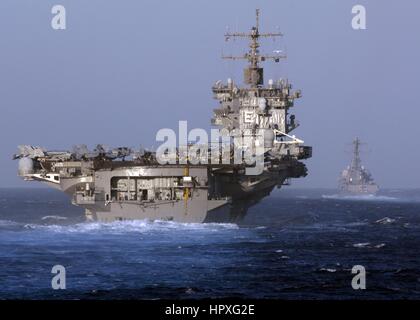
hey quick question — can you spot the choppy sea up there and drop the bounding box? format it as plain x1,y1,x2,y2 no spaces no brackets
0,188,419,299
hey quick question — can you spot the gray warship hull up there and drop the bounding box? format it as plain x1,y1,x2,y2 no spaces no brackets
14,10,312,223
339,184,379,195
339,138,379,195
19,158,307,223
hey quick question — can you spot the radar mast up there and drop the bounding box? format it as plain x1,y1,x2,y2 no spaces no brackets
223,9,286,87
351,138,362,170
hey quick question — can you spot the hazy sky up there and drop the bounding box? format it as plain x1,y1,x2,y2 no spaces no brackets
0,0,419,188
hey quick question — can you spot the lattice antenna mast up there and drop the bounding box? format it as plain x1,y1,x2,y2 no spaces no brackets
351,138,362,170
223,9,285,87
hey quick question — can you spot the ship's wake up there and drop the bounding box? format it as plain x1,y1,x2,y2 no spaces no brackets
322,194,399,202
0,219,239,234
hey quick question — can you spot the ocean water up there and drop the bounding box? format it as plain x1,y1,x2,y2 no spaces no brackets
0,187,419,299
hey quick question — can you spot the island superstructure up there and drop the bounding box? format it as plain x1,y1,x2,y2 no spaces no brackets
13,10,312,222
339,138,378,195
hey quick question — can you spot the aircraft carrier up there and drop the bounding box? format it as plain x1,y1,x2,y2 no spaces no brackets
339,138,378,195
13,10,312,223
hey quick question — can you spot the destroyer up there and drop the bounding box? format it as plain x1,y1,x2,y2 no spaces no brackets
13,10,312,223
339,138,378,195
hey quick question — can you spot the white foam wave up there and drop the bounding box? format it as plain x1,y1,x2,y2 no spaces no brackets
0,219,20,227
319,268,337,273
322,194,398,202
374,243,386,248
25,219,239,234
41,215,68,221
353,242,371,248
353,242,386,249
375,217,396,225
